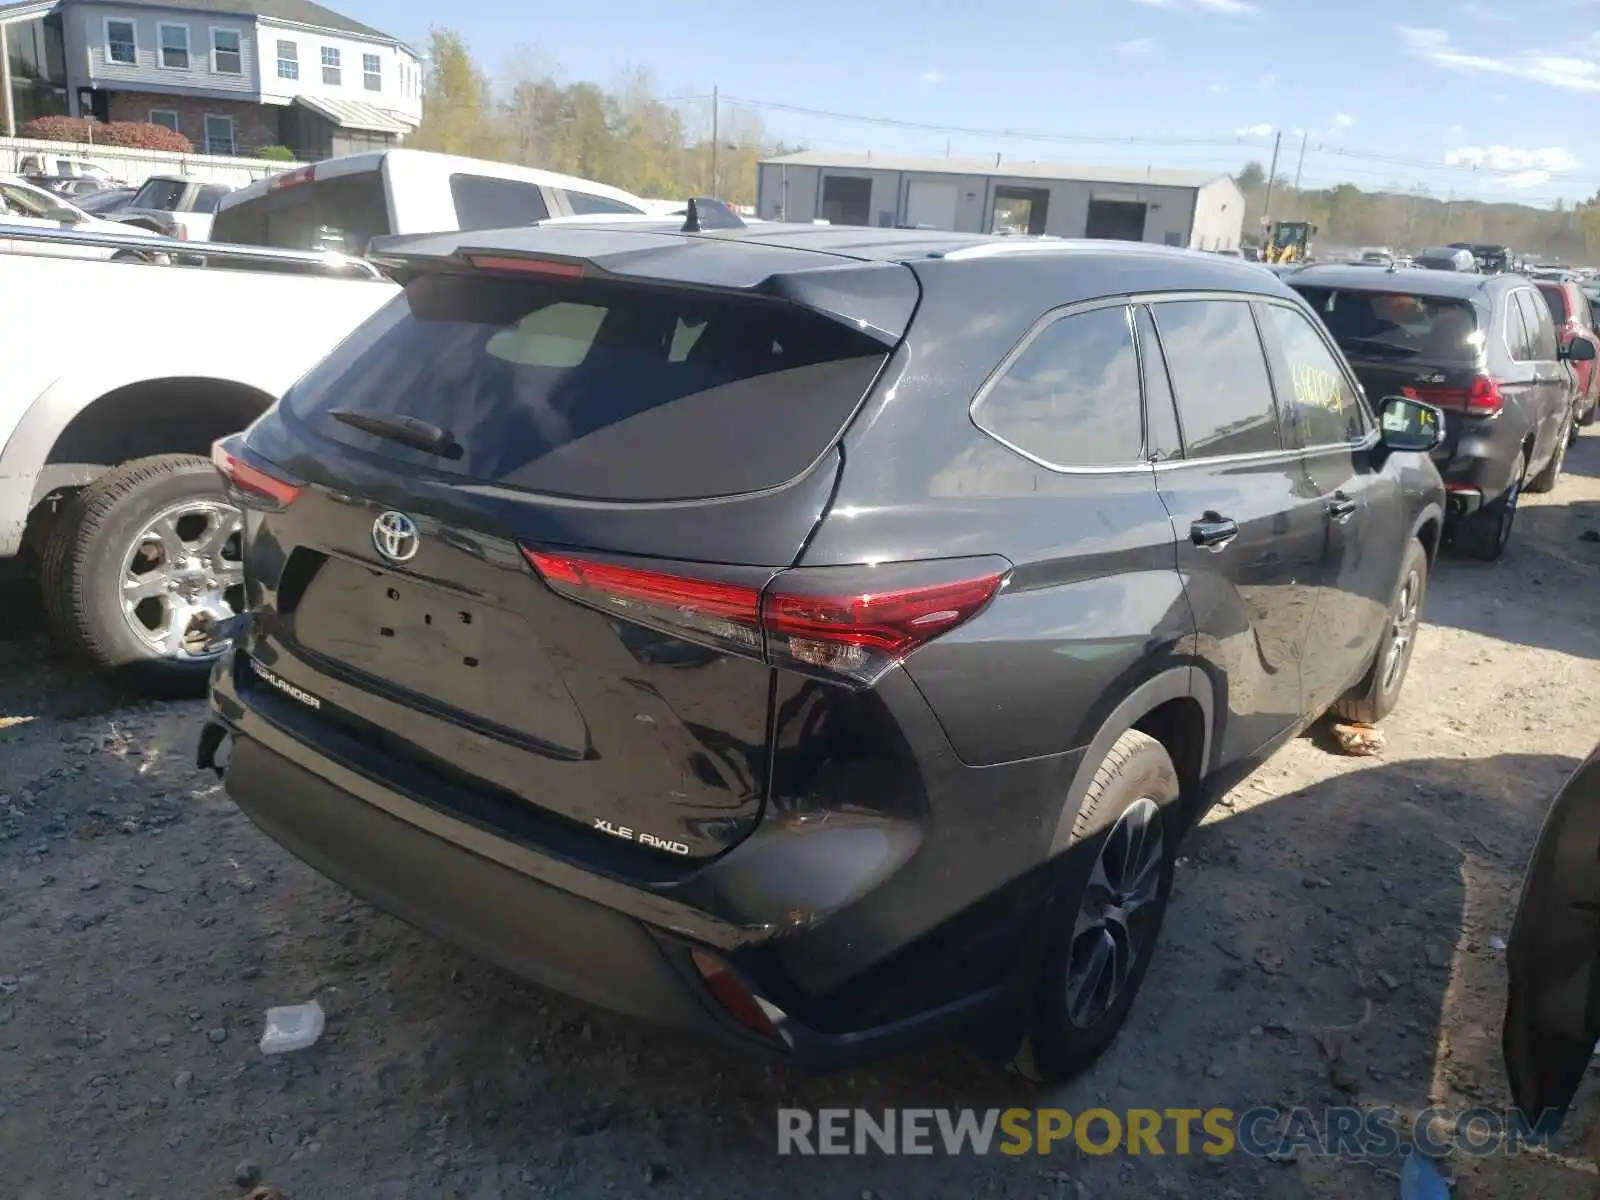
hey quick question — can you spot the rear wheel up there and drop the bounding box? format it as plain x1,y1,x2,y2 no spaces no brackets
1527,427,1569,493
39,454,243,694
1334,538,1428,726
1010,730,1179,1085
1452,450,1525,562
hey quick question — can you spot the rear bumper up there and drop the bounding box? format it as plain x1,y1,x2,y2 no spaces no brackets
205,653,1026,1068
1439,415,1530,514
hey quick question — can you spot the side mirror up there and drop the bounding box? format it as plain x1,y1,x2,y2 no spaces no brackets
1378,396,1446,453
1562,338,1596,362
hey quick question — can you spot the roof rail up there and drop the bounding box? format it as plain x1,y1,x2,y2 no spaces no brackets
0,223,388,280
932,237,1082,261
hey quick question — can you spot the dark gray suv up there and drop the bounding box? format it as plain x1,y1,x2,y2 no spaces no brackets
201,223,1447,1082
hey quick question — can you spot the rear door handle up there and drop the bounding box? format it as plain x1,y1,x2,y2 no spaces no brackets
1190,515,1239,551
1327,493,1358,523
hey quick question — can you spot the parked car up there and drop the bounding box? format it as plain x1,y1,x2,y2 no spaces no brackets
1534,278,1600,427
1291,266,1588,560
15,153,119,187
211,149,657,256
198,226,1446,1081
27,174,110,199
1504,740,1600,1136
1414,247,1477,272
74,187,137,216
114,175,233,241
0,176,161,260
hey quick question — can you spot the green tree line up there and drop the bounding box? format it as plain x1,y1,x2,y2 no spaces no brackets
1235,159,1600,262
408,28,791,206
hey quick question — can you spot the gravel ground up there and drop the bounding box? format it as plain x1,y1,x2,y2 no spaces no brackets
2,437,1599,1200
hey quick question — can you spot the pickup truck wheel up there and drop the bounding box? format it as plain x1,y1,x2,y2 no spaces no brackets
1451,450,1525,562
1009,730,1178,1085
40,454,243,693
1333,538,1428,726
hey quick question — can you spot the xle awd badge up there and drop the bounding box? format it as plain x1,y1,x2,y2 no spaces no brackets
372,511,419,563
594,818,692,856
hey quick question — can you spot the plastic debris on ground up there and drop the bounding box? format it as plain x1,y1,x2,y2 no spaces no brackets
1489,934,1507,953
259,1000,325,1055
1332,722,1386,756
1399,1152,1451,1200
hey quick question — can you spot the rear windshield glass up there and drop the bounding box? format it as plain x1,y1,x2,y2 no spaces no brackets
1536,283,1570,322
282,273,890,501
1291,287,1482,363
211,170,390,254
131,178,184,210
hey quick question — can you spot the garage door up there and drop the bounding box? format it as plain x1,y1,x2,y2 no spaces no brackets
905,180,960,230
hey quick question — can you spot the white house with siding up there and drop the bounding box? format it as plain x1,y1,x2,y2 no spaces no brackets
0,0,420,158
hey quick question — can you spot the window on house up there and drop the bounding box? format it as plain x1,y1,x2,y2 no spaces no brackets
159,24,190,70
105,19,136,65
212,29,241,74
362,53,381,91
204,114,235,156
276,40,298,80
149,109,180,132
321,46,341,85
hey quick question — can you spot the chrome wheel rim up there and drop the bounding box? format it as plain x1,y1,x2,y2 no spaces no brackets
1499,472,1521,550
1381,569,1421,693
119,499,244,659
1065,796,1166,1030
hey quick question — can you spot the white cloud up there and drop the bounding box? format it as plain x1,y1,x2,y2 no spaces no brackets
919,69,946,84
1333,113,1354,127
1114,37,1159,54
1208,81,1229,93
1501,170,1552,188
1235,123,1274,136
1448,123,1465,135
1444,143,1577,188
1398,24,1600,93
1462,1,1507,20
1129,0,1259,11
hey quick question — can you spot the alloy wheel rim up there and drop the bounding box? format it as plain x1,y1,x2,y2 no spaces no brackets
1381,569,1421,693
1065,796,1166,1030
119,499,244,659
1499,473,1521,549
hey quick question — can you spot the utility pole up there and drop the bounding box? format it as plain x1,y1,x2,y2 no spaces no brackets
709,86,719,198
1292,131,1308,192
1262,129,1283,231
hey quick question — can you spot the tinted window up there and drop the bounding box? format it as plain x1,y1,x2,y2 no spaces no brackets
975,306,1143,466
283,273,890,501
211,170,391,253
1535,282,1569,323
1134,306,1182,461
1151,300,1281,457
1505,293,1535,361
1293,287,1482,365
565,190,645,216
1264,305,1369,447
1517,290,1560,360
450,174,550,230
131,178,185,210
194,185,230,213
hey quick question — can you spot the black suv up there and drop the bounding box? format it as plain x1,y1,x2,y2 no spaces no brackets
1290,265,1592,560
202,224,1446,1081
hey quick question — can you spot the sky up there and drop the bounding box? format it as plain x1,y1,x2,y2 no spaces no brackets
344,0,1600,207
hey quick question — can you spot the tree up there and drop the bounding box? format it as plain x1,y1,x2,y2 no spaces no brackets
1236,161,1266,191
412,28,500,159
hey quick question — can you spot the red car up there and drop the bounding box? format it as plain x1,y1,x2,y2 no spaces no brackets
1534,279,1600,429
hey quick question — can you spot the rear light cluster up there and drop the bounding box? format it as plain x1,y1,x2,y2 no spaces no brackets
689,950,782,1040
269,165,316,191
523,548,1008,686
1403,376,1504,417
211,436,303,511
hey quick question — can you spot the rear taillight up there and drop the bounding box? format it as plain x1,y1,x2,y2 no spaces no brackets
1403,375,1503,417
521,549,1008,686
211,435,303,510
269,165,316,190
467,255,585,279
689,950,781,1040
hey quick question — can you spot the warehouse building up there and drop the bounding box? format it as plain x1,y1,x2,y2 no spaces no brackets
756,151,1246,250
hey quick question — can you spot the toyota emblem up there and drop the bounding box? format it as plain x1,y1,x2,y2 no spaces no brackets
372,511,420,563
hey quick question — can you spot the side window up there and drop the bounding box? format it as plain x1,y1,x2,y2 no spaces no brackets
565,190,645,216
1263,304,1369,447
1519,290,1560,360
1505,293,1534,362
973,305,1144,467
1150,299,1282,457
1134,306,1183,461
448,175,550,231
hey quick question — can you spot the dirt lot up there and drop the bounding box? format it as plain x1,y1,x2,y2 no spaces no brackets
2,439,1599,1200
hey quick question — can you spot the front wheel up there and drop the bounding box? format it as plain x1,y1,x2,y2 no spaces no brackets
1010,730,1179,1085
39,454,244,694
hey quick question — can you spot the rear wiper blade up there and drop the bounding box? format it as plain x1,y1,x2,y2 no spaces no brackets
329,409,463,459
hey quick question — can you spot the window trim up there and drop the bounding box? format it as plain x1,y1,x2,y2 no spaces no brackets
361,52,381,91
148,108,180,132
275,38,298,80
967,296,1151,475
210,26,243,75
103,17,137,66
157,22,191,70
1253,296,1378,453
320,45,342,86
202,112,236,156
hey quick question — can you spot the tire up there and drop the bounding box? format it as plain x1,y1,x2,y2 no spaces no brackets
1527,426,1568,493
109,250,149,263
1333,538,1428,726
1451,449,1525,562
1010,730,1180,1085
1580,398,1597,428
39,454,244,694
